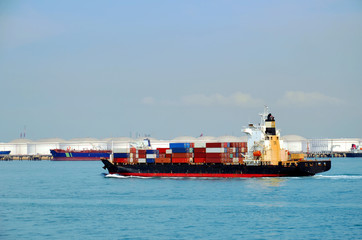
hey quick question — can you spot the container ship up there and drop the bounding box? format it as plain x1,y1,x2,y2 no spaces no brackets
345,144,362,157
102,108,331,178
51,149,111,161
0,151,11,155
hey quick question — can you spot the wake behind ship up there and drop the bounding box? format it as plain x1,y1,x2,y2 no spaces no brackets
102,107,331,178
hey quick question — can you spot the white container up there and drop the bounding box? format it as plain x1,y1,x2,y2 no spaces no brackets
166,149,172,154
194,142,206,148
113,148,130,153
138,158,146,163
233,158,239,163
206,148,224,153
146,154,157,158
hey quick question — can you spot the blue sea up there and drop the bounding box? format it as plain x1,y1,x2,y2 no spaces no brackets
1,158,361,240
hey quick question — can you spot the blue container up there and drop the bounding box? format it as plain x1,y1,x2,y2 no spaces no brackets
146,158,155,163
146,149,158,154
169,143,190,149
171,148,189,153
113,153,130,158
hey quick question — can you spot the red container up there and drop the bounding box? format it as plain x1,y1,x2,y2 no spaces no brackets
158,153,166,158
172,158,190,163
172,153,193,158
194,158,206,163
205,158,223,163
205,153,224,158
138,150,146,154
206,142,223,148
114,158,129,163
193,148,206,153
166,154,172,158
194,152,206,158
190,143,195,148
157,148,168,154
138,153,146,158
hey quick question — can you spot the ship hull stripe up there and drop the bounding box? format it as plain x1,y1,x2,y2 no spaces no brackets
108,172,287,178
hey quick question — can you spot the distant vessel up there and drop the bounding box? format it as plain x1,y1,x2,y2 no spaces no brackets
51,149,111,161
345,144,362,158
0,151,11,155
102,107,331,178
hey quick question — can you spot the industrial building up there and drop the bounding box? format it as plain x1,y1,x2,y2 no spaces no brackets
0,136,360,156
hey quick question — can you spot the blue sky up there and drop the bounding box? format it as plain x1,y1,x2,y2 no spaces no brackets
0,0,361,141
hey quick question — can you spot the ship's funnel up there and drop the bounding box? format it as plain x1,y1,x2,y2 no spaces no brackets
265,113,276,135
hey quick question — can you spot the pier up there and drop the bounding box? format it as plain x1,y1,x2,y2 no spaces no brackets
0,155,52,161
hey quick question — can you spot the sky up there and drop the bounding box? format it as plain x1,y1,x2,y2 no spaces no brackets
0,0,361,142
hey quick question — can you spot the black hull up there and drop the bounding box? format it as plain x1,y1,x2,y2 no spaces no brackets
102,160,331,178
345,152,362,158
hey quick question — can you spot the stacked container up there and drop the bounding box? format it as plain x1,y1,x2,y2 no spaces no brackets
113,148,137,163
169,143,193,163
112,142,247,165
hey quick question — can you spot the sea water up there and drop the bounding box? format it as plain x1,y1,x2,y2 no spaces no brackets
0,158,361,240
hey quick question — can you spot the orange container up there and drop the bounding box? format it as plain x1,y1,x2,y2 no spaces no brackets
155,158,171,163
172,158,191,163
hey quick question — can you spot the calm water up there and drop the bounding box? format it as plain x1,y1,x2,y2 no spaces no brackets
0,158,361,240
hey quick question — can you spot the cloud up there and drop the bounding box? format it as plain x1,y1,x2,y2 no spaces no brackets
141,97,155,105
140,92,264,107
181,92,264,107
277,91,344,107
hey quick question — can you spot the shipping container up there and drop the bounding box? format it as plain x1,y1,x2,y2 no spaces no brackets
157,148,168,154
138,150,146,154
194,142,206,148
171,148,189,153
138,158,146,163
172,158,191,163
206,148,225,153
194,158,206,163
146,158,155,163
146,154,158,159
114,158,129,163
138,153,146,158
113,148,131,153
169,143,191,148
194,152,206,158
206,153,227,158
172,153,193,158
206,142,223,148
166,149,172,154
146,149,158,154
205,158,223,163
113,153,130,158
155,158,171,163
193,148,206,153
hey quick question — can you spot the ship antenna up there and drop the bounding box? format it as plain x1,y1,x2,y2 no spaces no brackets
259,106,269,126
